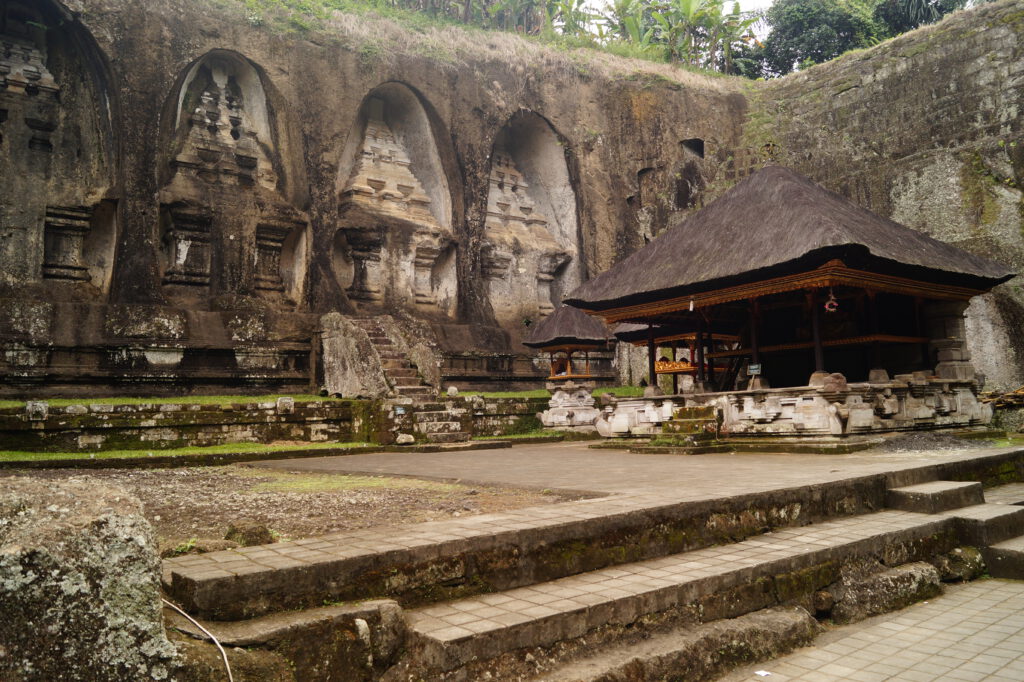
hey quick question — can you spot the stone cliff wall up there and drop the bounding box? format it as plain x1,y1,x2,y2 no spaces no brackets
744,0,1024,390
0,0,746,395
1,0,1021,396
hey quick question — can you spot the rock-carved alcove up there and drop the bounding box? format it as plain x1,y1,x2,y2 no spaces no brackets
483,112,581,343
334,83,457,318
0,0,118,298
158,51,308,308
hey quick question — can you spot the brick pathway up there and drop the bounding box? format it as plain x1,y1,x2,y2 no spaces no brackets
723,579,1024,682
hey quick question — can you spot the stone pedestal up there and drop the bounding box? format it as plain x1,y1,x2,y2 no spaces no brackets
162,207,212,286
254,220,293,292
345,229,384,302
539,380,600,429
42,206,93,282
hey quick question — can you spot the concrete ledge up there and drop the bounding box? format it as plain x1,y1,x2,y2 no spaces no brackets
983,537,1024,580
887,481,985,513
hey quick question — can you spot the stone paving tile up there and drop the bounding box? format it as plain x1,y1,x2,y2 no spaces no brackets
722,580,1024,682
406,509,938,643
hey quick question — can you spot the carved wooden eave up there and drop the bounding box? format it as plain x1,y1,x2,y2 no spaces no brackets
583,260,988,326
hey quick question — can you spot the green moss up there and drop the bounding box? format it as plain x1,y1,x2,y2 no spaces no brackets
960,152,1004,227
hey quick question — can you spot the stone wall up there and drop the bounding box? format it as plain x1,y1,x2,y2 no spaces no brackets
1,0,1021,395
743,0,1024,390
0,398,367,451
0,0,746,395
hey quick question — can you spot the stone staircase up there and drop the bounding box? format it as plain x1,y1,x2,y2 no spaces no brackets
350,317,436,402
413,408,471,444
163,469,1024,681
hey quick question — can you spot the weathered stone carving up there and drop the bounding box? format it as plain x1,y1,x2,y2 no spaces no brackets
41,205,93,281
337,97,455,313
483,148,572,323
160,54,307,301
539,380,600,429
162,205,212,286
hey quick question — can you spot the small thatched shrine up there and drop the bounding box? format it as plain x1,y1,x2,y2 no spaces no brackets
524,303,609,380
565,166,1014,440
523,304,610,429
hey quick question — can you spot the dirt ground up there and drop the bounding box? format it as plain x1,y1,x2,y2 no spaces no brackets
2,464,577,555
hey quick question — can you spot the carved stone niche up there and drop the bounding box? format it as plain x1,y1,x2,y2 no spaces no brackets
342,226,385,303
161,206,212,287
42,205,94,281
1,25,60,153
481,243,512,281
254,217,303,292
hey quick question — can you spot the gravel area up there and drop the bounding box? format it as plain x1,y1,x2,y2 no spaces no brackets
867,432,990,453
1,465,578,555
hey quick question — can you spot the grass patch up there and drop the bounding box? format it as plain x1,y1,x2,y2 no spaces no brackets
472,385,644,399
0,441,371,463
0,394,341,410
237,468,460,493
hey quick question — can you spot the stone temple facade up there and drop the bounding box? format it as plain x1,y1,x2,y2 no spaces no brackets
0,0,1022,398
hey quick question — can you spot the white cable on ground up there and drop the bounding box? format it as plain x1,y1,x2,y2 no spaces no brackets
162,597,234,682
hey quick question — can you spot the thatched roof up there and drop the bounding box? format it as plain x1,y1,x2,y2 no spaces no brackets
566,166,1014,311
523,304,609,349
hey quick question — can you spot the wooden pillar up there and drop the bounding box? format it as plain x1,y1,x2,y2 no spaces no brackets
647,324,656,387
749,298,761,366
809,289,824,372
696,316,706,383
672,341,679,394
707,333,716,386
868,290,881,368
914,296,929,370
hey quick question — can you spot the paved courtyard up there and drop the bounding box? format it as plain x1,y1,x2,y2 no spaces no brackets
723,579,1024,682
253,440,1019,496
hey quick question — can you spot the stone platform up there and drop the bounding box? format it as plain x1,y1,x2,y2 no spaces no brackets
162,443,1024,680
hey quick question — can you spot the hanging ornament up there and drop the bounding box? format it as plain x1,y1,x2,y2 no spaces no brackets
824,288,839,313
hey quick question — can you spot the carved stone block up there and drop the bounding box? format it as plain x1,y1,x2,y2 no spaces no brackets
162,207,212,286
254,220,294,292
42,205,93,281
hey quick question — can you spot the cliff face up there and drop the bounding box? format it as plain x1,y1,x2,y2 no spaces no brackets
744,0,1024,389
0,0,1020,394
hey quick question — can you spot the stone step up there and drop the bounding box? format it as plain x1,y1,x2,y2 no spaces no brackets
413,410,454,423
415,421,463,435
385,368,418,379
166,479,1017,622
396,386,434,397
377,351,405,360
425,431,470,444
403,509,948,675
941,504,1024,546
381,358,409,370
533,607,818,682
887,480,985,513
983,536,1024,579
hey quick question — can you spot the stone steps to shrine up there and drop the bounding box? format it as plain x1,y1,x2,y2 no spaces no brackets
349,316,438,402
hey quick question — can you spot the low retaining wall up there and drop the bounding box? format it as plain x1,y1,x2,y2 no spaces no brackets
466,396,549,437
0,398,378,452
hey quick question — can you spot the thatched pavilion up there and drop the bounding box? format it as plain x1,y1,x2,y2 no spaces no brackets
523,303,609,380
565,166,1014,438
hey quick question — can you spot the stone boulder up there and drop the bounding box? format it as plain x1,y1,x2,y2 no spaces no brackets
320,313,389,399
930,546,985,582
0,478,178,681
831,562,942,624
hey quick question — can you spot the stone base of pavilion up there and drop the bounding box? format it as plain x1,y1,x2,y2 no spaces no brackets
593,372,993,446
